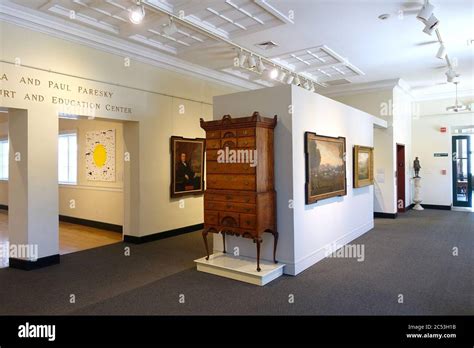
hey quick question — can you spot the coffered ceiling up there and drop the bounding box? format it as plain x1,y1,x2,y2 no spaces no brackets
1,0,473,100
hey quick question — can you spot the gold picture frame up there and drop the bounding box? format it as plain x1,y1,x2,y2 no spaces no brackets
305,132,347,204
170,136,205,198
353,145,374,188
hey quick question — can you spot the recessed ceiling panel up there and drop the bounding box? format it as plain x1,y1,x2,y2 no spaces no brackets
271,45,364,84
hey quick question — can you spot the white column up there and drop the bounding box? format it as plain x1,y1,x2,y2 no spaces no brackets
8,107,59,268
123,120,140,239
413,177,424,211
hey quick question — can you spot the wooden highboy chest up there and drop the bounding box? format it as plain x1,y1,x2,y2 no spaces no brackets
200,112,278,271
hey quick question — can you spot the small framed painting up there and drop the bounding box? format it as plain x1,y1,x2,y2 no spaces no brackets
170,136,205,198
353,145,374,188
305,132,347,204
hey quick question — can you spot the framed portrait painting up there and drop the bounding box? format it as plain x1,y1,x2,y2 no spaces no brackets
353,145,374,188
305,132,347,204
170,136,205,198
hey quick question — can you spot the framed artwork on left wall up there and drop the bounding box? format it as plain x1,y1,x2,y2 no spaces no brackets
305,132,347,204
170,136,205,198
353,145,374,188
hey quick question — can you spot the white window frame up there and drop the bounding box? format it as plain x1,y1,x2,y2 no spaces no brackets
0,138,8,181
58,130,78,185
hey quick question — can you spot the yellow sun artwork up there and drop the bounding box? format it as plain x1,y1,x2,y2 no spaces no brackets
93,144,107,168
85,129,115,181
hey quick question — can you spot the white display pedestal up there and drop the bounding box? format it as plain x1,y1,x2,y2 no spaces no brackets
195,252,285,286
413,177,424,211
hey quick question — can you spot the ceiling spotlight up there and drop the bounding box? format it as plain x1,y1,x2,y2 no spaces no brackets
163,17,178,36
436,44,446,59
238,50,247,67
269,68,279,80
416,1,434,22
256,59,266,73
248,55,257,69
129,0,145,24
422,14,439,35
446,68,459,83
294,75,301,86
278,70,287,82
286,74,294,84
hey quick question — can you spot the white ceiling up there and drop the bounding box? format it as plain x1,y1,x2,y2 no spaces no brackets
2,0,474,100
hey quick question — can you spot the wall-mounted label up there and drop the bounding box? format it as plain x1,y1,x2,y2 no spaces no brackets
434,153,448,157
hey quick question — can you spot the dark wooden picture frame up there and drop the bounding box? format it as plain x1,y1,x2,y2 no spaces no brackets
353,145,374,188
305,132,347,204
170,136,205,198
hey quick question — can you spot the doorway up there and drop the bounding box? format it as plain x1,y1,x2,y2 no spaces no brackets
452,135,472,208
396,144,406,213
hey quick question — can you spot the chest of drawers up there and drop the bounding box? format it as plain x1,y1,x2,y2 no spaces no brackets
200,112,278,272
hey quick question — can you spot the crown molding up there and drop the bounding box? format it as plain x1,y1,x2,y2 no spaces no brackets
411,88,474,101
0,1,261,92
321,79,400,98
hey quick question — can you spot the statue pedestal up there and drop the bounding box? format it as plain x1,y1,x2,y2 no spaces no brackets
413,177,424,211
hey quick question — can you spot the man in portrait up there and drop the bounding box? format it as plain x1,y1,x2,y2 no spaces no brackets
175,152,195,192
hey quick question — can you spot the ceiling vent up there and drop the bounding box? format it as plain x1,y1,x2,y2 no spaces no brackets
255,41,279,50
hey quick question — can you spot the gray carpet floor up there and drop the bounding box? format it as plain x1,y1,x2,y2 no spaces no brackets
0,210,472,315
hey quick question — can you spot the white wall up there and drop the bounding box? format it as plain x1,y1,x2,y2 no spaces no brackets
0,116,125,225
333,82,414,213
0,21,239,259
334,89,397,213
291,87,376,274
412,104,474,206
213,85,379,275
393,85,414,208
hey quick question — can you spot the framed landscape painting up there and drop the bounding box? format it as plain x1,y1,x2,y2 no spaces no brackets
305,132,347,204
170,136,205,198
353,145,374,188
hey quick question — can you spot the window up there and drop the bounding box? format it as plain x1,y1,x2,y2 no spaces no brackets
0,139,8,180
58,132,77,184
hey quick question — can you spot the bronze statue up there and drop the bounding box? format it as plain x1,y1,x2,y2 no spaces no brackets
413,157,421,178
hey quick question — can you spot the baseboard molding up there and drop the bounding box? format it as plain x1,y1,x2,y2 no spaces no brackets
406,204,415,210
284,220,374,276
421,204,452,210
59,215,122,233
9,254,60,270
374,212,398,219
0,205,121,232
124,223,204,244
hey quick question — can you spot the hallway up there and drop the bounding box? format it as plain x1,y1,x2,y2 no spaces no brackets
0,210,471,315
0,210,121,268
